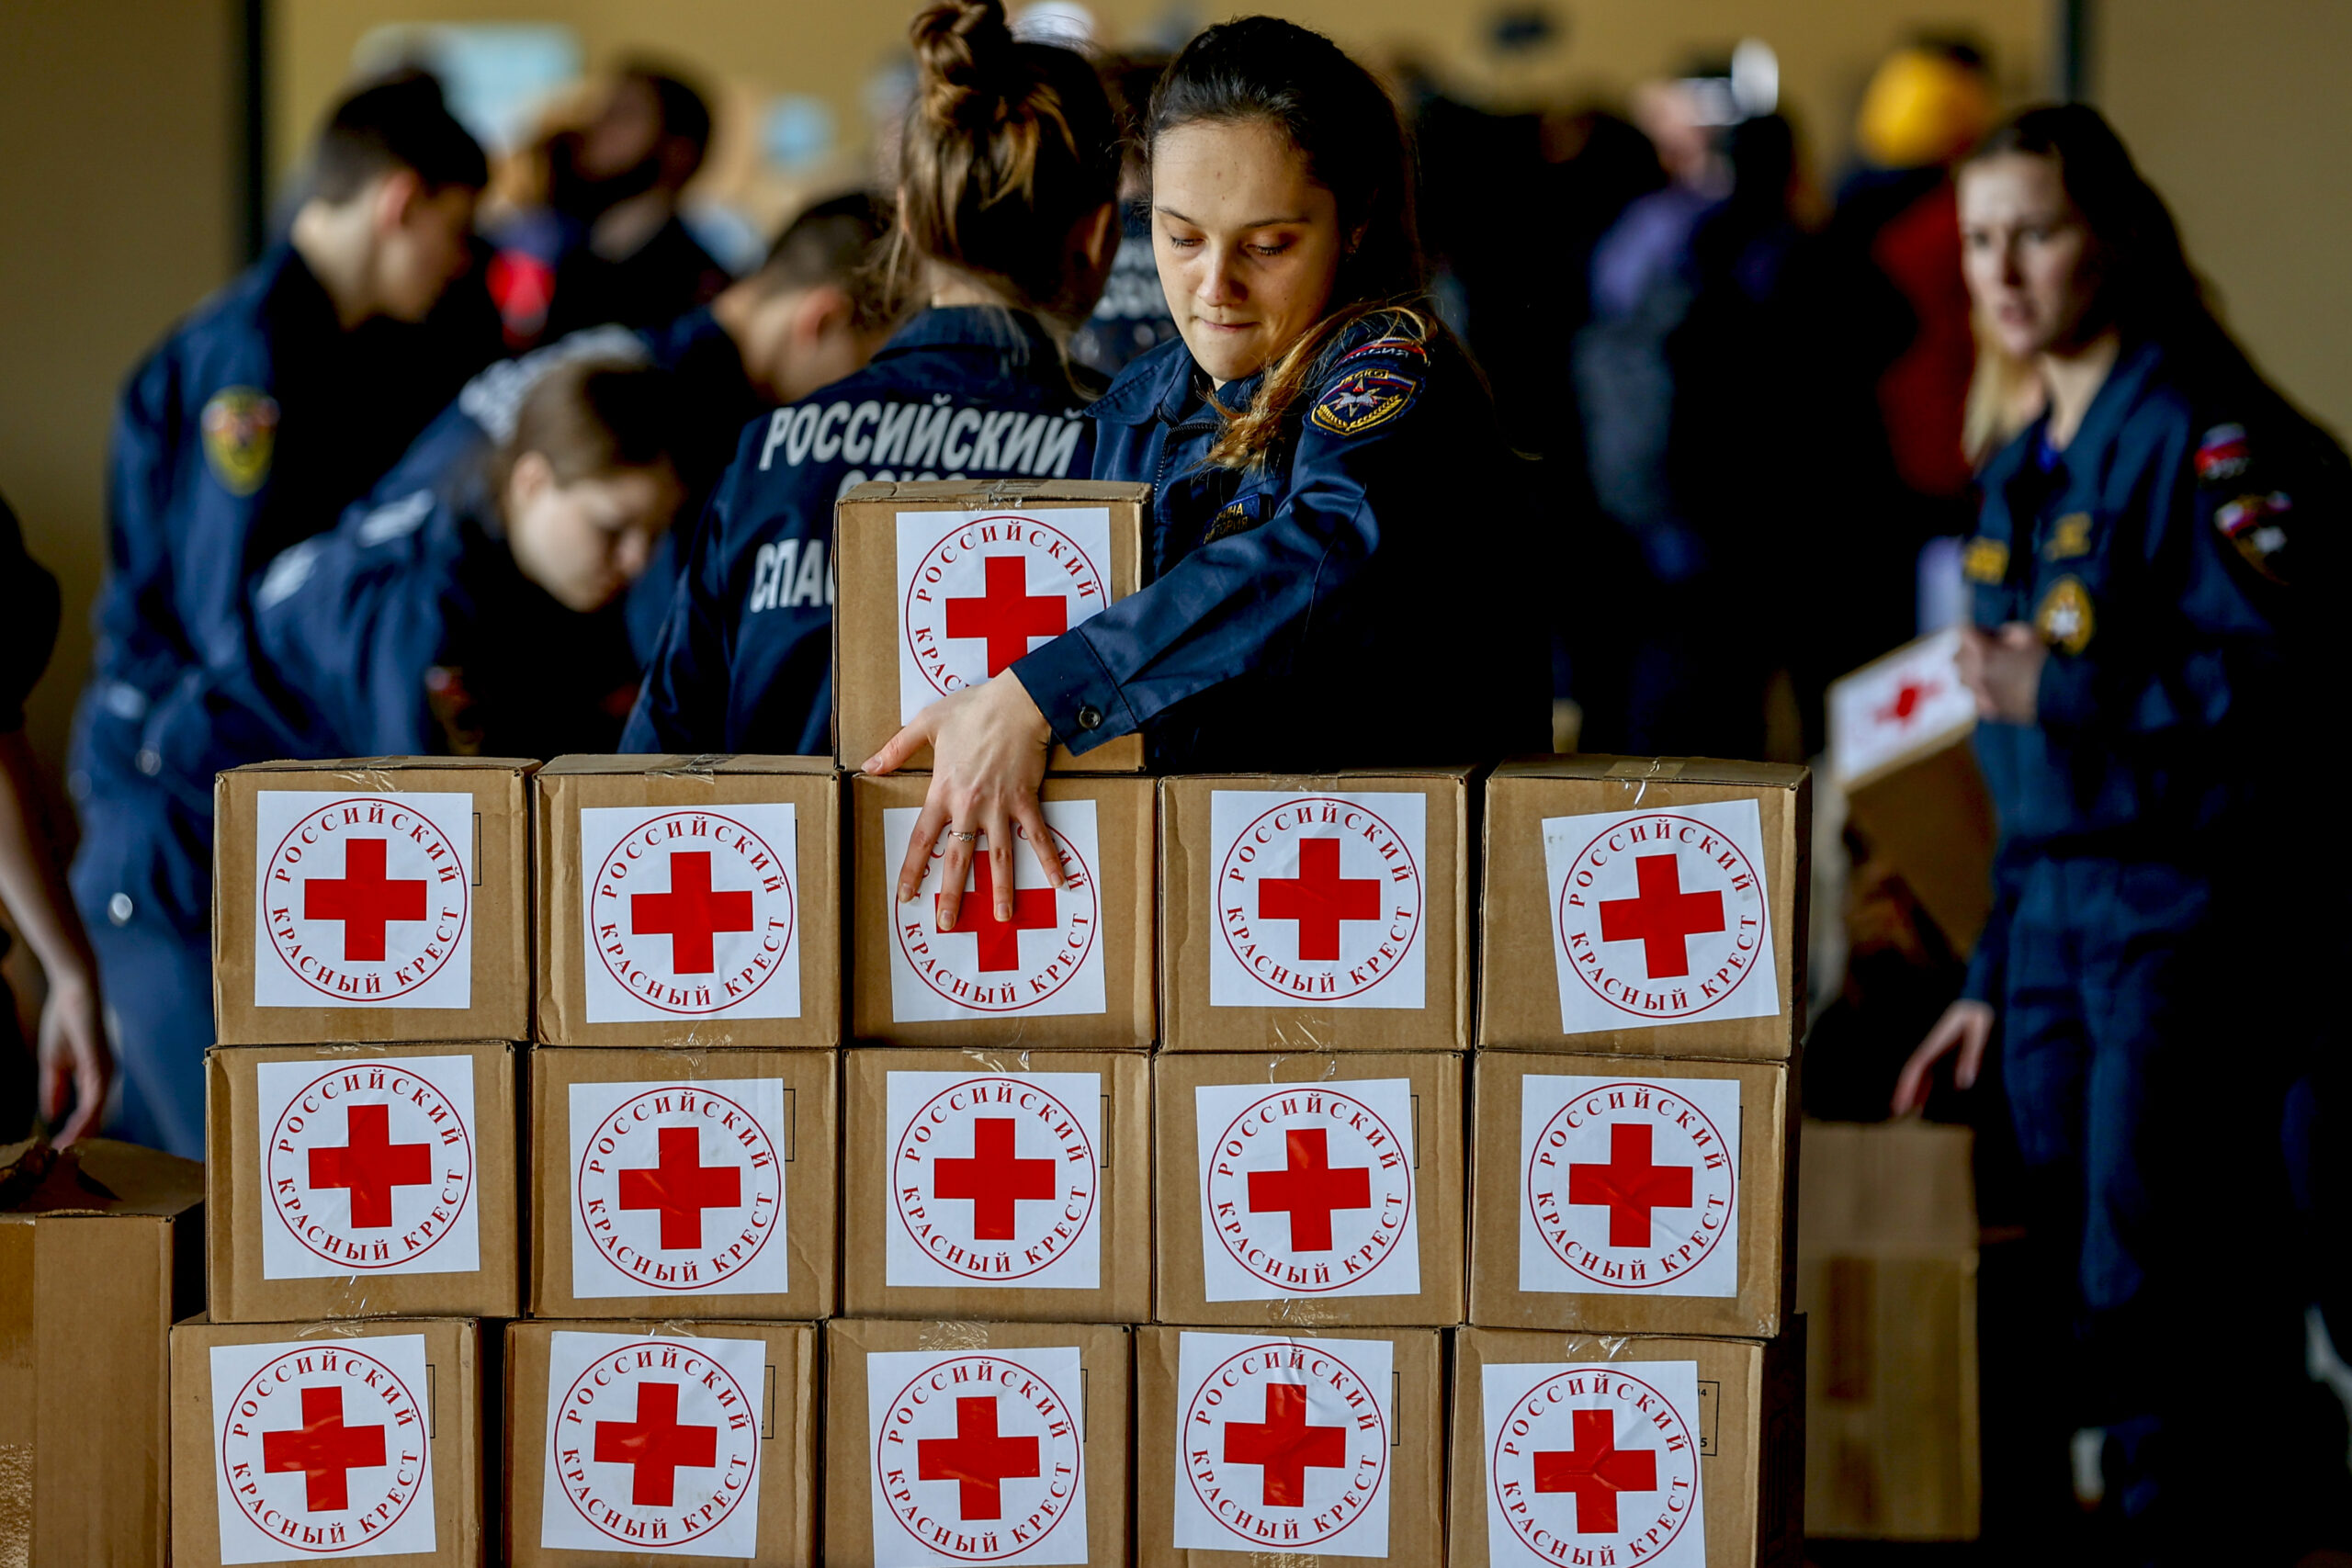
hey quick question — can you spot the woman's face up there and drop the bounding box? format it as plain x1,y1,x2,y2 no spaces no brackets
1959,151,2104,362
504,454,681,614
1151,117,1346,386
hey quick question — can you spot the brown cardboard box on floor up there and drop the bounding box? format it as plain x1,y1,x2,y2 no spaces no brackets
1478,756,1810,1057
851,773,1156,1049
207,1043,523,1322
1448,1323,1806,1568
214,759,534,1044
528,1047,838,1321
170,1314,486,1566
1159,770,1476,1052
842,1047,1151,1323
532,755,843,1048
1153,1052,1465,1327
505,1317,817,1566
822,1317,1131,1567
834,479,1149,773
1134,1324,1445,1566
1469,1052,1793,1338
0,1138,204,1568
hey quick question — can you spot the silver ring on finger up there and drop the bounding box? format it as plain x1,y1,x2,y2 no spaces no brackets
948,829,979,843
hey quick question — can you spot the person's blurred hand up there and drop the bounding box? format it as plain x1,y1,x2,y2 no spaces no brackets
1892,998,1995,1116
1957,622,2045,723
38,965,110,1145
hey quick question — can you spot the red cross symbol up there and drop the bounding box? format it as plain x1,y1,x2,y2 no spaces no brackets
630,851,754,975
1568,1122,1694,1247
594,1381,718,1506
617,1125,741,1249
918,1394,1041,1520
1247,1127,1372,1252
938,856,1057,973
933,1118,1056,1240
303,837,427,962
1598,853,1724,978
1533,1407,1657,1534
1874,676,1940,728
944,555,1067,674
1257,838,1380,961
1223,1382,1346,1507
308,1102,432,1229
261,1383,387,1513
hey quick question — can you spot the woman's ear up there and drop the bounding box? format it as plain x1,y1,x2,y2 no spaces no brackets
371,167,425,238
1079,200,1120,274
505,449,555,522
792,284,855,346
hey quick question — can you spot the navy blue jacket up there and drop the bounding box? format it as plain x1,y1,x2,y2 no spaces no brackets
621,306,1101,754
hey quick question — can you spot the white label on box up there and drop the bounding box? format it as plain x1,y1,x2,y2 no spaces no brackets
254,1055,481,1280
209,1333,437,1562
884,1070,1102,1292
1518,1074,1741,1298
252,789,476,1010
1206,791,1428,1010
568,1077,791,1300
1480,1359,1706,1567
883,802,1106,1022
1829,628,1976,786
579,804,801,1022
1540,797,1779,1035
865,1346,1090,1566
1170,1330,1393,1557
1193,1078,1420,1303
538,1329,765,1557
895,507,1114,723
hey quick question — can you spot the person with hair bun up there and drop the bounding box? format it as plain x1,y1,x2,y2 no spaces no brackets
623,0,1122,755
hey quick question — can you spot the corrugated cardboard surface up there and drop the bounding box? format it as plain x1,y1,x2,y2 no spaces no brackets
1133,1325,1445,1568
1152,1052,1466,1327
851,773,1157,1049
1447,1324,1807,1568
1159,770,1476,1052
529,1047,839,1321
170,1314,484,1568
842,1048,1153,1324
533,756,844,1047
1845,741,1996,953
1468,1052,1795,1337
1477,756,1811,1057
821,1318,1131,1567
833,479,1149,773
213,759,535,1044
208,1043,523,1321
504,1318,817,1568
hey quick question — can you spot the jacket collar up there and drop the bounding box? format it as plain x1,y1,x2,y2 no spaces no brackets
874,304,1066,369
1087,335,1270,434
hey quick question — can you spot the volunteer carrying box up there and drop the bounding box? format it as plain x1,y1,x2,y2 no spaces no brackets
1448,1325,1806,1568
1478,756,1810,1057
823,1318,1132,1568
1134,1325,1445,1567
505,1318,818,1567
1159,770,1476,1052
1469,1053,1793,1338
533,756,843,1048
214,759,534,1045
1153,1052,1465,1328
528,1047,838,1322
207,1043,522,1322
852,773,1156,1049
834,478,1149,773
842,1047,1152,1324
170,1314,486,1567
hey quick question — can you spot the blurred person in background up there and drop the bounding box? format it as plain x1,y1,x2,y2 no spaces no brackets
1069,53,1183,378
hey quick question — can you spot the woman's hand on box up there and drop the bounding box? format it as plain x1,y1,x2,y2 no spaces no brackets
866,673,1061,929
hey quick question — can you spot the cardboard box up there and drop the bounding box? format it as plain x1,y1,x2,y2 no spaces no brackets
1153,1052,1465,1328
170,1314,486,1566
1448,1325,1805,1568
505,1318,817,1566
1159,770,1476,1052
0,1138,204,1567
532,756,843,1048
1134,1325,1445,1566
822,1318,1131,1567
842,1047,1152,1323
852,773,1156,1049
834,479,1149,773
1478,757,1811,1057
213,759,535,1045
1799,1119,1981,1540
528,1047,838,1321
207,1043,522,1322
1469,1053,1793,1338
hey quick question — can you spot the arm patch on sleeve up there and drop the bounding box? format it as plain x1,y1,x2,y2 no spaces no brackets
1309,355,1423,437
201,387,277,494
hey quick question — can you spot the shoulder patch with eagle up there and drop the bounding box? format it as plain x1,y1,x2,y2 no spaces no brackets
1309,336,1425,437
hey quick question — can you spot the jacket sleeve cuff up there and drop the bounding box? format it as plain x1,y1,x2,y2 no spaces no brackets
1011,629,1141,755
2035,649,2100,728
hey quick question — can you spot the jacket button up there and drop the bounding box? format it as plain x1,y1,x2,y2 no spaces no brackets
136,748,161,776
1077,705,1102,730
107,893,134,926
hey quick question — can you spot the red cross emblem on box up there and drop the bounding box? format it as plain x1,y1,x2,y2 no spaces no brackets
889,1076,1100,1285
891,818,1101,1016
871,1351,1086,1562
1180,1338,1389,1551
260,795,470,1003
587,809,797,1018
1212,795,1425,1006
1488,1367,1701,1563
1201,1084,1416,1297
573,1083,785,1294
551,1337,761,1549
265,1061,475,1273
902,513,1108,703
1524,1078,1736,1293
217,1343,430,1551
1552,810,1771,1022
